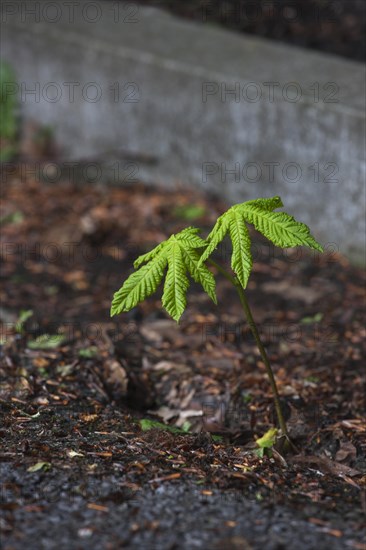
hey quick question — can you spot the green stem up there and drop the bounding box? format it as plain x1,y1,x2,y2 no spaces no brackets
208,258,290,441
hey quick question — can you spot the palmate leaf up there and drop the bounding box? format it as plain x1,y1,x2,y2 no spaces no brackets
162,242,189,321
133,240,167,269
181,246,217,304
199,213,230,265
228,210,252,288
133,227,206,270
111,252,168,316
199,196,323,288
239,204,323,251
174,227,207,248
111,227,217,322
244,196,284,211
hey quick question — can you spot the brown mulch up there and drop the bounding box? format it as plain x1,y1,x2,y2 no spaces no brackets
0,166,365,547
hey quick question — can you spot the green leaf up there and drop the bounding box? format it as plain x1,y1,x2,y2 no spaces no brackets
27,334,65,350
254,427,278,458
139,419,184,434
15,309,33,333
181,421,192,432
162,241,189,322
175,227,208,248
228,210,252,288
0,211,24,226
199,214,231,265
27,461,52,472
199,197,323,287
111,198,323,320
244,196,283,211
111,252,168,316
111,227,216,322
241,202,323,251
78,346,99,358
211,434,224,442
181,246,217,304
173,204,206,221
133,240,168,269
256,427,278,449
300,312,323,324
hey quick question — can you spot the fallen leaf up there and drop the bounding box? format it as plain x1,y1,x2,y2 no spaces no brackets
262,281,322,305
256,427,278,453
335,441,357,463
103,359,128,395
27,461,51,472
291,455,361,478
139,419,184,434
79,346,99,358
28,334,65,350
67,450,85,458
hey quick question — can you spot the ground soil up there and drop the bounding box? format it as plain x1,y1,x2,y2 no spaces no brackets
0,169,365,549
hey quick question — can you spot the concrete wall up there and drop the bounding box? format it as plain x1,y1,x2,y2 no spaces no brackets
1,1,365,262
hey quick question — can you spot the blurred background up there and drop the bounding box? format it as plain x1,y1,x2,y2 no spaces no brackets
1,5,365,547
1,0,365,262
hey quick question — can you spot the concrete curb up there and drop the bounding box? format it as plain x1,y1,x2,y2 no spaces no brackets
1,0,365,262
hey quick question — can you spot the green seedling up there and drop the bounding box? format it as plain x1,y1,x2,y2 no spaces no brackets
78,346,99,358
255,427,278,458
0,211,24,226
139,418,186,434
15,309,33,334
173,204,206,221
27,333,66,350
111,196,323,449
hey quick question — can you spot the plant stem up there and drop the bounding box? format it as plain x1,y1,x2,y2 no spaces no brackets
208,258,290,440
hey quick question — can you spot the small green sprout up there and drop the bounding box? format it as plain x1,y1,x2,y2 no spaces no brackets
111,196,323,449
255,427,278,457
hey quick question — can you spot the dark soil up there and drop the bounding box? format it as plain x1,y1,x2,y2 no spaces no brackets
1,167,365,549
134,0,366,62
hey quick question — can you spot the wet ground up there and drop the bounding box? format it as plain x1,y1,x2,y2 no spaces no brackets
2,463,364,550
1,170,365,549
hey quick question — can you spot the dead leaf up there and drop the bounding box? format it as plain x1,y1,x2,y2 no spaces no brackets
103,359,128,396
27,461,51,472
67,450,85,458
335,441,357,463
262,281,322,305
291,455,361,478
140,319,179,343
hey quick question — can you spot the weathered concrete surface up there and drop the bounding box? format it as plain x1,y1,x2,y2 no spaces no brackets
1,1,365,262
